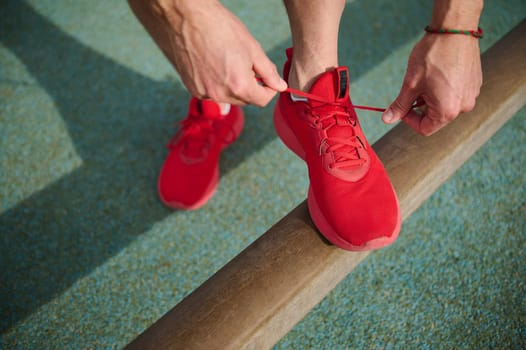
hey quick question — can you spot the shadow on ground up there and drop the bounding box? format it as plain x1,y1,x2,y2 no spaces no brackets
0,0,429,331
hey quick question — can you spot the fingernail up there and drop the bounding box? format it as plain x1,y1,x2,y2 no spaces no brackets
382,109,394,123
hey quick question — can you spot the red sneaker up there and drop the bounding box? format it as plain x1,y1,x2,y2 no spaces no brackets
274,49,400,251
158,98,244,210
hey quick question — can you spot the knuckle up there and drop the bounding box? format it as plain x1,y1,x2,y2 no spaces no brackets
206,91,220,102
193,88,209,100
442,102,461,122
392,98,411,112
402,80,418,93
402,72,421,91
421,125,437,137
201,83,216,100
251,89,275,107
259,95,274,107
475,87,481,98
425,130,437,136
421,129,432,136
391,100,404,111
414,126,429,136
228,76,249,98
463,99,476,113
250,93,270,108
444,112,457,122
444,112,457,123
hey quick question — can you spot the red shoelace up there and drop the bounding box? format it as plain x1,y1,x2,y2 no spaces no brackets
168,106,238,157
256,76,392,112
169,115,214,157
284,86,387,113
289,88,370,170
168,79,420,166
276,79,425,170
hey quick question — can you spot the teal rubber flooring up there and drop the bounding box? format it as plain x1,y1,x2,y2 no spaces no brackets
1,1,525,349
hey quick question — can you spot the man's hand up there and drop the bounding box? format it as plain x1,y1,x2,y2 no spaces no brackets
382,0,483,136
128,0,287,106
382,34,482,135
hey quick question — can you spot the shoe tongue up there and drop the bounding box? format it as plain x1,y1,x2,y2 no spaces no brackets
309,66,355,137
309,66,349,105
310,67,359,159
183,99,219,159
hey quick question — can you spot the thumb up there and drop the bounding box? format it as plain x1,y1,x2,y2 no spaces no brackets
382,83,419,124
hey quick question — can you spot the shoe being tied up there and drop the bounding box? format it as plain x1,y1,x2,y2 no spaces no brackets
158,98,244,210
274,48,400,251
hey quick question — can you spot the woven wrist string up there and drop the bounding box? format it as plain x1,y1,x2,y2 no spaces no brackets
425,25,483,39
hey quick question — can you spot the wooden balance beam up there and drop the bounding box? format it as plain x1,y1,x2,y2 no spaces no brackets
126,20,526,350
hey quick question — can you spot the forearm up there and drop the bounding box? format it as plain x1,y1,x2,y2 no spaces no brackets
128,0,284,106
128,0,219,20
431,0,483,28
128,0,220,55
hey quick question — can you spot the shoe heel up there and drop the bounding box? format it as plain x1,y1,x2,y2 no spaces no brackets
273,102,306,160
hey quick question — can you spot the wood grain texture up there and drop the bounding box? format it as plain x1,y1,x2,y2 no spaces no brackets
125,20,526,350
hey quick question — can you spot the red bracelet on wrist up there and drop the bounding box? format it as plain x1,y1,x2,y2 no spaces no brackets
425,25,483,39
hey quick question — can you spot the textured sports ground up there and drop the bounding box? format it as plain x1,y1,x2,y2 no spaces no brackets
1,1,525,349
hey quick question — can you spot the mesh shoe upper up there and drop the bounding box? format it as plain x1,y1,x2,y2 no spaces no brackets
158,98,244,210
274,49,400,250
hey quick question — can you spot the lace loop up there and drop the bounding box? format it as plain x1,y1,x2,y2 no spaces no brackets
168,110,239,163
167,114,211,149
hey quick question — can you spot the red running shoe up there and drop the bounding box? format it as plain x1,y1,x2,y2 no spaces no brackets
158,98,244,210
274,49,400,251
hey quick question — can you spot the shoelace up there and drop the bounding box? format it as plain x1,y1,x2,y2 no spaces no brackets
314,112,367,169
168,109,238,159
168,113,216,158
284,86,387,112
303,96,368,170
169,80,419,166
256,76,390,112
279,84,376,170
281,83,423,170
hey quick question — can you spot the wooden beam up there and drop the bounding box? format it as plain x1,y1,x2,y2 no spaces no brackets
126,20,526,350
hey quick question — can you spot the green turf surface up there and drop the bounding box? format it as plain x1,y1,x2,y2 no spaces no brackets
1,1,524,348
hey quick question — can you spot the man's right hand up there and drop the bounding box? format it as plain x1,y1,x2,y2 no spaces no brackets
128,0,287,106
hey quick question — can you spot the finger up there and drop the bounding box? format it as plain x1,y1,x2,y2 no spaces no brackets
419,116,444,136
252,53,287,92
400,109,424,131
220,61,279,107
208,95,248,107
224,97,249,106
192,88,248,107
382,82,420,124
222,73,277,107
461,92,478,114
244,81,278,107
402,110,444,136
